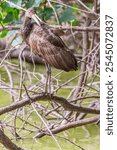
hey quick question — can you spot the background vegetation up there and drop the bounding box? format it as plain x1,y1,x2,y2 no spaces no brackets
0,0,100,150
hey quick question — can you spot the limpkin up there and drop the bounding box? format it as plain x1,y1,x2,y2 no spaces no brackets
20,8,78,92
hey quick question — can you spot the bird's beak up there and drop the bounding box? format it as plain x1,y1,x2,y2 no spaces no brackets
32,14,42,26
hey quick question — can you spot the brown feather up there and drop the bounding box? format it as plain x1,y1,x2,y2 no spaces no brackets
20,12,78,72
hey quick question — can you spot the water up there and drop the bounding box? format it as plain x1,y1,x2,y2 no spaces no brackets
0,63,100,150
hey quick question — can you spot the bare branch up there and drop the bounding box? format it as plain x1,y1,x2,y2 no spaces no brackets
0,93,100,116
34,115,99,138
0,25,20,32
0,25,100,32
73,18,89,98
0,129,24,150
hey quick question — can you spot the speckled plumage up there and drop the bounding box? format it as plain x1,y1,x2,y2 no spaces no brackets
20,10,78,72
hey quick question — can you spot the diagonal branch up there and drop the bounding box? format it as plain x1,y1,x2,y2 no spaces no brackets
0,129,24,150
34,115,99,138
0,93,100,116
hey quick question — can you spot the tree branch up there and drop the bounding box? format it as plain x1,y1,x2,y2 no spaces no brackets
0,93,100,116
0,26,20,32
0,25,100,32
73,18,89,98
34,115,99,138
0,129,24,150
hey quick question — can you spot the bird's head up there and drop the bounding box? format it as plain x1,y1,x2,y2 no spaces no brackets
25,7,36,18
25,7,41,25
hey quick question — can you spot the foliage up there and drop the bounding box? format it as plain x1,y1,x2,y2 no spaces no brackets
0,0,79,37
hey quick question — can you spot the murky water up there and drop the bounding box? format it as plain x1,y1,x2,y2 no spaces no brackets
0,64,99,150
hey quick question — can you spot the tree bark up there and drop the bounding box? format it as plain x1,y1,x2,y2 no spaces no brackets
0,129,24,150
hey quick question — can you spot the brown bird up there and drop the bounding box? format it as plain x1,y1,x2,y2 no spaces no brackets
20,8,78,72
20,8,78,92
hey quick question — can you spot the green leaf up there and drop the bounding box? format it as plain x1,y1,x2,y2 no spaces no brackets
25,0,35,8
25,0,42,8
3,12,14,23
72,3,79,13
34,0,42,6
39,7,54,20
0,2,10,10
0,31,8,38
54,4,63,10
12,9,19,20
3,8,19,23
70,19,79,26
0,13,3,21
59,8,76,23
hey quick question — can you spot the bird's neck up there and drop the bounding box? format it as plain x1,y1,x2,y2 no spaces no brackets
21,17,32,38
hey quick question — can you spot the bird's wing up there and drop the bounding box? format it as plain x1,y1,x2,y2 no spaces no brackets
28,24,77,71
46,32,67,48
36,38,77,71
45,48,78,71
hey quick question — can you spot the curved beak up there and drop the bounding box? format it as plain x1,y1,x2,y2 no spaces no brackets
32,14,42,26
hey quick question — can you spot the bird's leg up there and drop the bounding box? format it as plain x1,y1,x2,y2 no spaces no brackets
48,64,51,94
45,63,51,93
45,62,49,93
